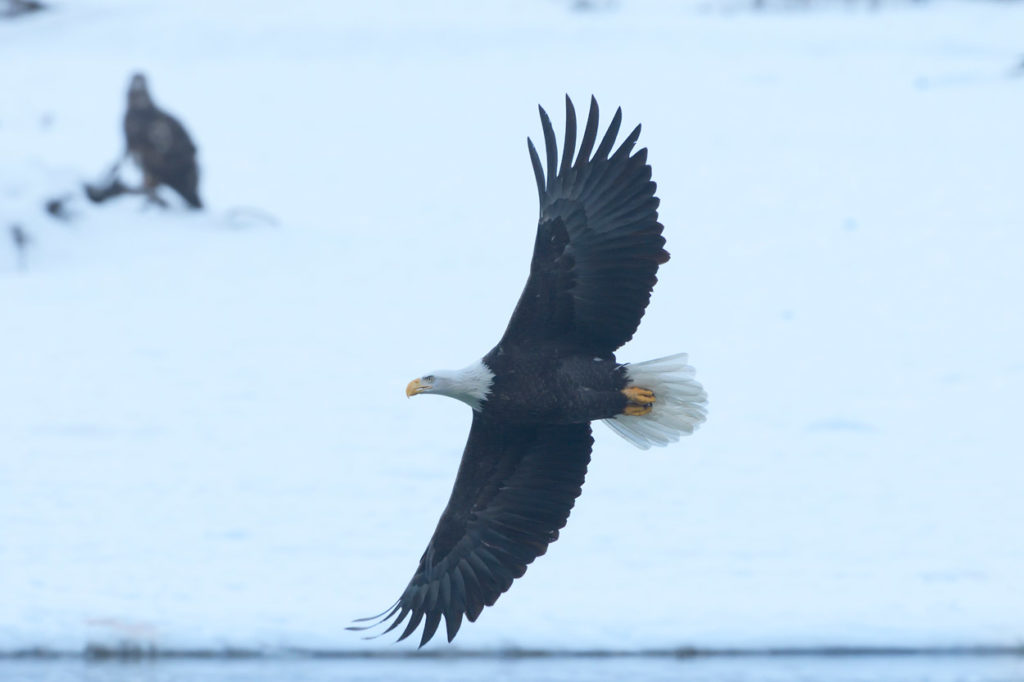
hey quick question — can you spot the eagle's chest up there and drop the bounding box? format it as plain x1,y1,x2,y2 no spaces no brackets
480,347,626,424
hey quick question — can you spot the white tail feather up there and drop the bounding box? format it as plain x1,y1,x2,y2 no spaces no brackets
603,353,707,450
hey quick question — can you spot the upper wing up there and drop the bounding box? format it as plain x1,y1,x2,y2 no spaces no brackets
350,414,593,647
499,96,668,355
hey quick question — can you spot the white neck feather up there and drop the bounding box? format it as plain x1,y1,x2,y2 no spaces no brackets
431,360,494,411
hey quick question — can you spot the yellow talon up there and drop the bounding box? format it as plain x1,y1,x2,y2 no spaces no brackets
622,387,655,416
622,387,655,405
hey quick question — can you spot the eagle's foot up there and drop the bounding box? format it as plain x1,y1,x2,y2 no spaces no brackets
622,386,655,404
622,387,655,416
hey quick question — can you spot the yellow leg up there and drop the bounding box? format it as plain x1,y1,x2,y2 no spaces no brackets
622,387,655,416
622,387,655,405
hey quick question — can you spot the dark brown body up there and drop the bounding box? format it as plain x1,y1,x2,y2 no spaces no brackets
124,74,202,209
482,343,628,424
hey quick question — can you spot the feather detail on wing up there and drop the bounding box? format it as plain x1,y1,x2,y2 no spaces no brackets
349,415,592,647
501,95,668,355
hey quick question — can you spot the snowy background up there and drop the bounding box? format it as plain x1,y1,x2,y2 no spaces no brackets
1,0,1022,656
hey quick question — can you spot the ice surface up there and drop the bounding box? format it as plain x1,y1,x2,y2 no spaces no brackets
1,0,1022,654
3,655,1024,682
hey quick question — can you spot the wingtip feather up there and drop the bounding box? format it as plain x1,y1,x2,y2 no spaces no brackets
397,607,425,642
575,96,600,167
594,106,623,160
419,610,442,648
560,95,577,177
538,105,558,193
527,137,544,203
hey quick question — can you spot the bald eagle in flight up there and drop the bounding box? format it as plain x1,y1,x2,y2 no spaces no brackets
122,73,202,209
352,96,707,647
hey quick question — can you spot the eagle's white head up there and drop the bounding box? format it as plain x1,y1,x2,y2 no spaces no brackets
406,360,494,411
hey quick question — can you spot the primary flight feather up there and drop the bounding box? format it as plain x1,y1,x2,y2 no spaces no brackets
351,96,707,647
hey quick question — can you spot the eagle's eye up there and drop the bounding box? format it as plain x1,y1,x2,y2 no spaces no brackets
423,375,435,384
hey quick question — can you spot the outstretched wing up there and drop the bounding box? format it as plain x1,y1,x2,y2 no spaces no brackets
500,95,668,355
351,415,592,647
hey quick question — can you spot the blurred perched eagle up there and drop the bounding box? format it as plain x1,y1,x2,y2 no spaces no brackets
123,73,202,208
352,97,707,647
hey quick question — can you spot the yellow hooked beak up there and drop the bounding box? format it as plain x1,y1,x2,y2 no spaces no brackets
406,378,430,398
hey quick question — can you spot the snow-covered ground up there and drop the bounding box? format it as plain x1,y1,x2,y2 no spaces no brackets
1,0,1022,655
